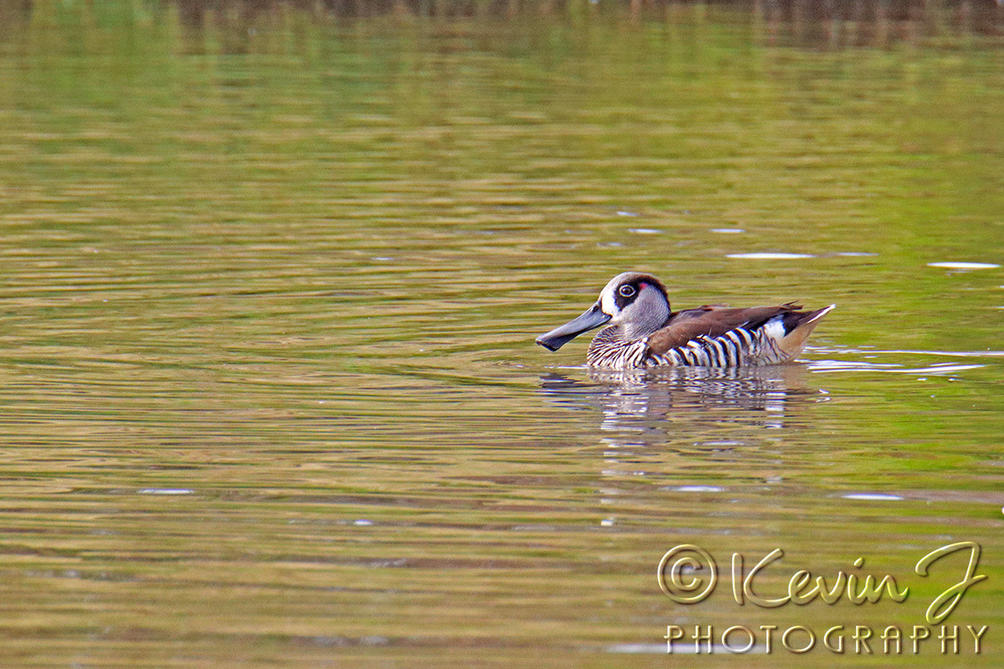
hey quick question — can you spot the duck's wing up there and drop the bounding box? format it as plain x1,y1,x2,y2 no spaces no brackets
646,303,806,354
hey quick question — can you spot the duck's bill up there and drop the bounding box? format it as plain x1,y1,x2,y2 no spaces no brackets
535,304,611,351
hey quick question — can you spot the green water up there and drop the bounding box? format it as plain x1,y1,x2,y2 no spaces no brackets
0,2,1001,666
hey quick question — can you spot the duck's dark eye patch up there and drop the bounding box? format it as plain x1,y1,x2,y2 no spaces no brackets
618,284,636,298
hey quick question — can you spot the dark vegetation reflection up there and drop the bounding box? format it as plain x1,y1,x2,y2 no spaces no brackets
3,0,999,46
177,0,1002,46
163,0,1003,30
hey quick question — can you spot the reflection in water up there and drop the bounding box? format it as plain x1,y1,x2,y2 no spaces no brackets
8,0,988,51
540,364,822,436
539,366,829,532
158,0,1004,33
760,0,1003,47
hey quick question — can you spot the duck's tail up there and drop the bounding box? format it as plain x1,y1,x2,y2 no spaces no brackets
778,304,835,359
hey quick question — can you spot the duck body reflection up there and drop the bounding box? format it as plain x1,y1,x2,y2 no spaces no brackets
540,364,824,436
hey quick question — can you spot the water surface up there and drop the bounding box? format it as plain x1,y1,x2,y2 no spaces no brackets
0,2,1001,666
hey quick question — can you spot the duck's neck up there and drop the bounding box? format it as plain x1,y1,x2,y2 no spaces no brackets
587,326,649,367
624,306,671,341
592,316,665,350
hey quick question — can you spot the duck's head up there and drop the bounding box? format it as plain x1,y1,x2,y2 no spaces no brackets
536,272,671,351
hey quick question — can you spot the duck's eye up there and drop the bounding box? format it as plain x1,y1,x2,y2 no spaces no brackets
618,284,636,298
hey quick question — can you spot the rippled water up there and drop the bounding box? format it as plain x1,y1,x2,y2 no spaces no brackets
0,2,1001,666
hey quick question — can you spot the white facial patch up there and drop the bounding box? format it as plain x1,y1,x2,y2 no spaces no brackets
598,272,635,319
600,288,620,318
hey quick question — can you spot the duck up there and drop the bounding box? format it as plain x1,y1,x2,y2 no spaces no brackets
535,272,834,369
